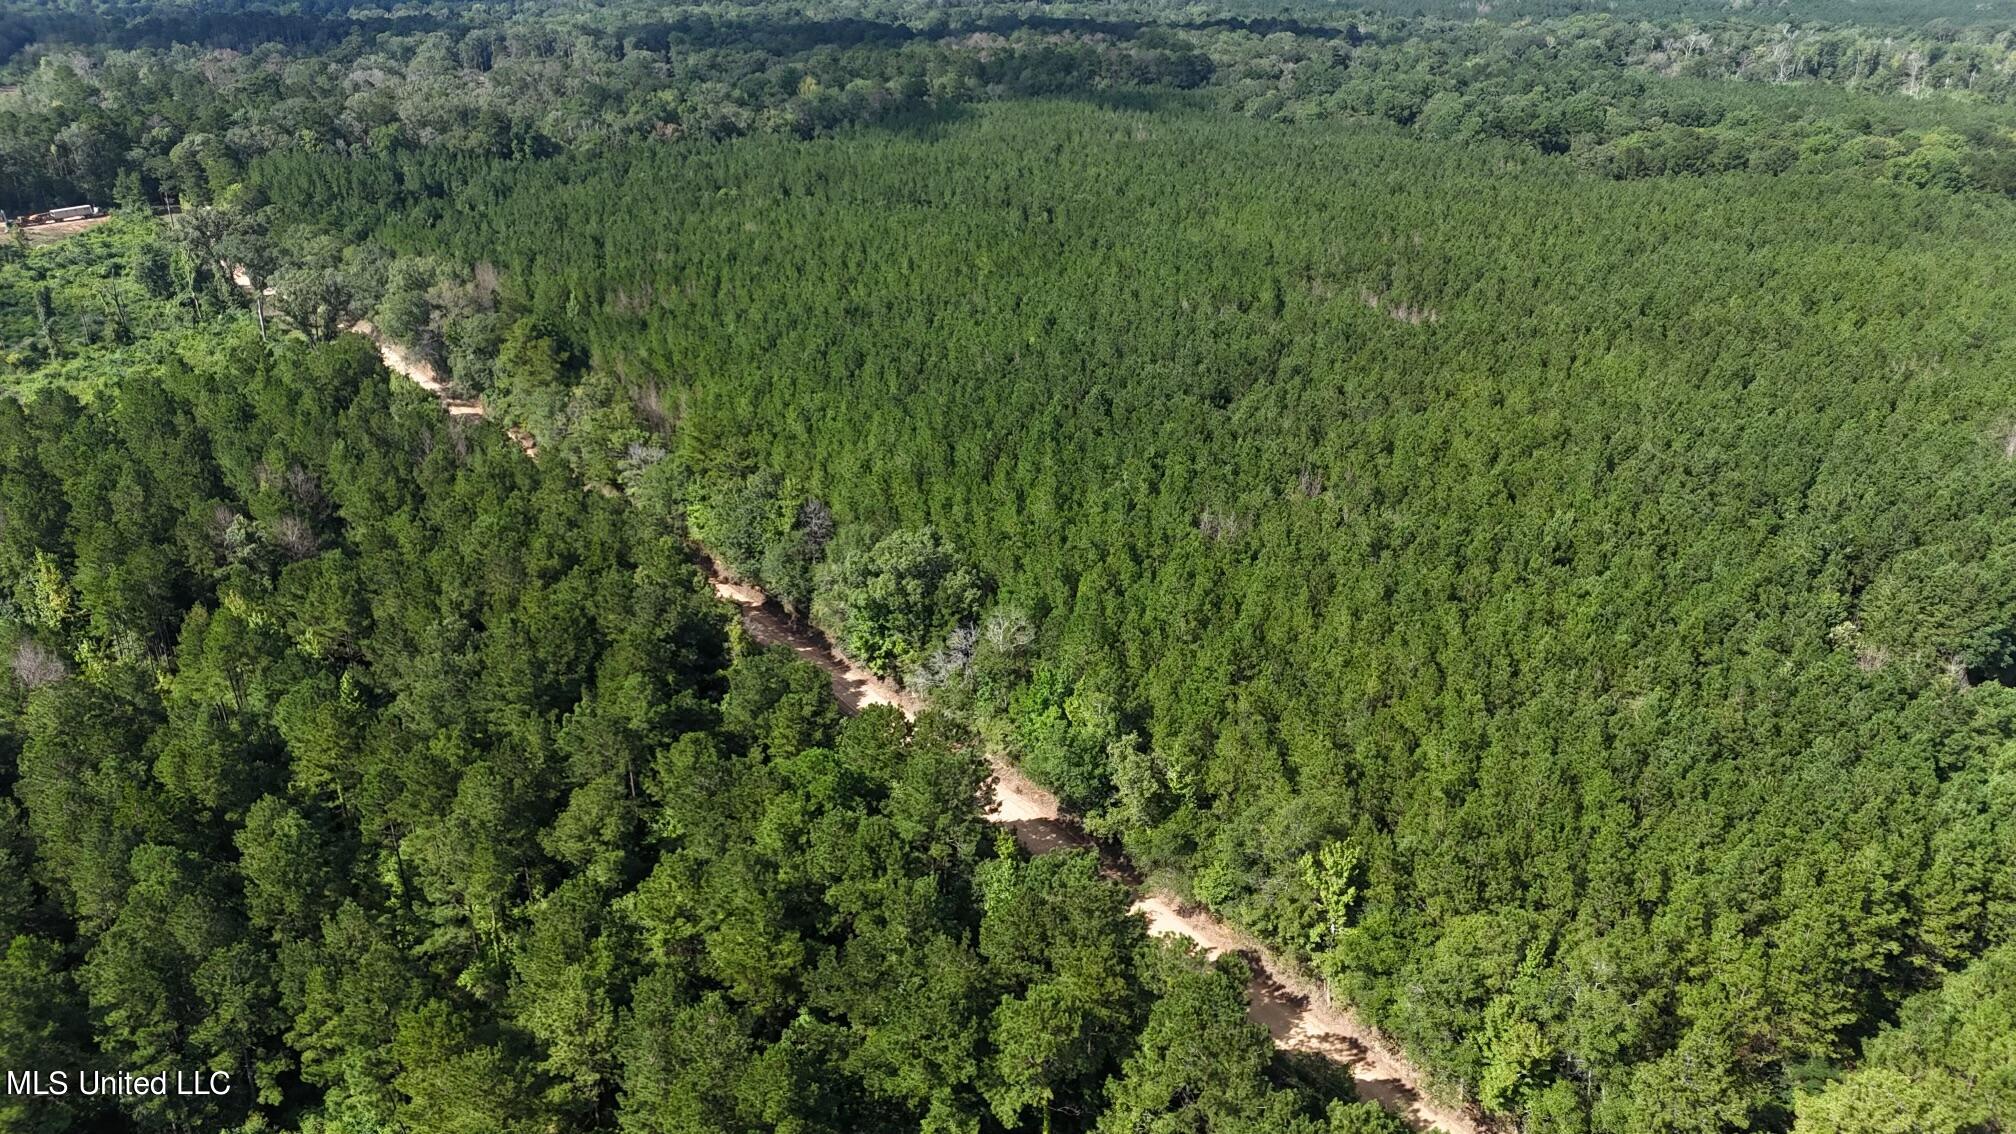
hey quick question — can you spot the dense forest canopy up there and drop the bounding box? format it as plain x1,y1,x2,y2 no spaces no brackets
4,0,2016,1133
0,223,1413,1134
240,99,2016,1132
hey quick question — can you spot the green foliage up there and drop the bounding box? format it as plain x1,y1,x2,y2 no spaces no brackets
266,96,2016,1130
976,848,1145,1129
1793,940,2016,1133
686,470,832,614
0,216,190,394
8,1,2016,1130
814,527,983,677
0,317,1379,1131
1300,842,1359,949
10,0,2016,225
0,936,94,1133
1097,945,1329,1134
1793,1068,1981,1134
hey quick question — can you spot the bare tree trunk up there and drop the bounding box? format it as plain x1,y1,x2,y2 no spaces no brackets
33,286,58,356
180,258,202,324
103,287,131,343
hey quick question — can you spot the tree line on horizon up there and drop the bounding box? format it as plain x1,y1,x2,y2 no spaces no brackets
9,0,2016,217
3,0,2016,1127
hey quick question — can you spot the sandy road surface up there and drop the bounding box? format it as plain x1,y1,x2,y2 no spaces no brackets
332,313,1484,1134
274,298,537,455
705,566,917,716
347,319,539,456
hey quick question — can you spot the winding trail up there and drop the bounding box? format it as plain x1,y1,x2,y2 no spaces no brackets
705,573,1486,1134
340,320,1486,1134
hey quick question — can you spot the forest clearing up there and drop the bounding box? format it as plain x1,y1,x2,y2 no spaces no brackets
12,213,109,245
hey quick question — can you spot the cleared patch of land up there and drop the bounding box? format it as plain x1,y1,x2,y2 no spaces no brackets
18,216,113,246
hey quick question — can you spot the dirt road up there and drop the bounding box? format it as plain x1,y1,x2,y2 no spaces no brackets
342,319,1484,1134
349,319,539,457
15,215,112,246
706,573,1487,1134
250,291,539,457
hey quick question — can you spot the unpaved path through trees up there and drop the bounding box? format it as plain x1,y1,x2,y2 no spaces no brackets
706,575,1488,1134
349,323,1485,1134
